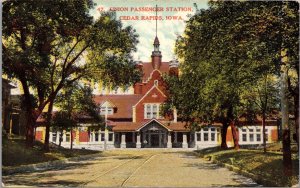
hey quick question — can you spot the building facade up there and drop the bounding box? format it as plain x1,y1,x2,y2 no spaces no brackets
35,36,279,150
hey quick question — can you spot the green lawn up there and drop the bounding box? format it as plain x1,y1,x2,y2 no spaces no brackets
2,136,102,167
197,147,299,187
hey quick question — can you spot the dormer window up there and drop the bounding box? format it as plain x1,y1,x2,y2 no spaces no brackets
100,107,113,115
100,101,115,115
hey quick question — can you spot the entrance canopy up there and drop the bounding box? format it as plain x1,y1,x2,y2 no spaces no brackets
136,119,171,132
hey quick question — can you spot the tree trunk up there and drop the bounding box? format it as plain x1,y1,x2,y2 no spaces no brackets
262,112,267,153
221,123,229,149
230,120,239,150
294,89,299,151
280,52,292,176
70,126,73,150
25,113,36,147
44,101,54,151
59,130,63,147
20,78,36,147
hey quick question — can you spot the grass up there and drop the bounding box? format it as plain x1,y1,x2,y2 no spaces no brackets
196,146,299,187
2,136,102,167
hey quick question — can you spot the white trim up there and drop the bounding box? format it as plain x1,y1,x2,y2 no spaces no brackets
136,119,171,131
133,85,166,107
100,101,116,108
143,69,163,83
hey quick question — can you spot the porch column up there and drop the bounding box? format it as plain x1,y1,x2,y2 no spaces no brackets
56,131,59,144
121,133,126,148
182,132,188,148
136,132,141,148
167,132,172,148
174,132,177,143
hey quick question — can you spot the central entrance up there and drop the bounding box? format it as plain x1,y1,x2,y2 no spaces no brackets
150,134,159,147
139,120,169,148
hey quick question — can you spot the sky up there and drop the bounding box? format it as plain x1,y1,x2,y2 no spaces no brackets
91,0,209,62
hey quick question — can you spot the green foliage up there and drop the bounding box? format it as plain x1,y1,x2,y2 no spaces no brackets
2,0,141,144
52,82,103,132
165,1,298,127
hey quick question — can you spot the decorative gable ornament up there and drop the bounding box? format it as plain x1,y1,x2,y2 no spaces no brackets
152,93,158,98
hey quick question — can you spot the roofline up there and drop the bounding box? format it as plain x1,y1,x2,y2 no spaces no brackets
136,119,171,131
133,85,166,107
144,69,163,83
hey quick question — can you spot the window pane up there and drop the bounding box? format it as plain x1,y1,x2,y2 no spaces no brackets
211,133,215,141
101,133,105,141
147,105,151,111
256,128,261,132
109,133,113,141
257,134,261,141
203,128,208,131
95,133,99,142
197,133,201,141
204,133,208,141
211,128,215,132
242,128,247,132
249,134,254,141
153,104,157,111
249,129,254,132
242,134,247,141
147,112,151,119
66,134,70,142
52,133,57,142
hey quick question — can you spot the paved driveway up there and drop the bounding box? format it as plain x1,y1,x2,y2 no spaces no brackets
3,150,260,187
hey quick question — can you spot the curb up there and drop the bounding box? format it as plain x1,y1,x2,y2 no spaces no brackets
2,153,102,175
201,154,277,187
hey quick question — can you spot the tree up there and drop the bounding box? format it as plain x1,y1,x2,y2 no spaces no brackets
52,83,103,149
241,75,280,153
2,0,141,147
166,0,298,175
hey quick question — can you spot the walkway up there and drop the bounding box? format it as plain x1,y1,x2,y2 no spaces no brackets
3,150,260,187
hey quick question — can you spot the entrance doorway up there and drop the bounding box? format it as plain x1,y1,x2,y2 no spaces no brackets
150,134,159,147
140,120,169,148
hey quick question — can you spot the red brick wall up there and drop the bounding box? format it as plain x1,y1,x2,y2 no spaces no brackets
271,129,278,141
35,131,43,141
79,131,89,142
226,127,233,142
72,131,76,141
135,87,167,122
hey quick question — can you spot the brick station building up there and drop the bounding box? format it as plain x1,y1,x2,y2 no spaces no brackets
35,36,279,150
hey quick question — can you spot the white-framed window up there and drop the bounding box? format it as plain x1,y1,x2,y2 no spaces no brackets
239,126,265,144
52,132,57,143
95,132,99,142
100,107,114,115
108,133,113,141
66,133,70,142
144,103,161,119
154,80,158,86
195,127,219,143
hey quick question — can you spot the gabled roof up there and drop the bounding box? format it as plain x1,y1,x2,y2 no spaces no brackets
133,85,166,107
141,62,170,82
94,95,142,119
136,119,171,131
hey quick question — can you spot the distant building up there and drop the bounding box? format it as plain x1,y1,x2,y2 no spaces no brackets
2,78,26,135
35,35,279,150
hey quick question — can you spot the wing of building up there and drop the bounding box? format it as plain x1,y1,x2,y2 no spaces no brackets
35,36,279,150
